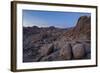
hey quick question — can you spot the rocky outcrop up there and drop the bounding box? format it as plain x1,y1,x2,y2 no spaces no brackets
64,16,91,40
39,44,54,56
72,44,86,59
59,43,72,60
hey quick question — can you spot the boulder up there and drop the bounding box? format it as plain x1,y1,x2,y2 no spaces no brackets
41,51,62,61
72,44,86,59
39,44,54,56
59,43,72,60
53,39,67,50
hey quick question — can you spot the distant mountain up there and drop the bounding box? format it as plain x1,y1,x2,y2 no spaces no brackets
23,16,91,62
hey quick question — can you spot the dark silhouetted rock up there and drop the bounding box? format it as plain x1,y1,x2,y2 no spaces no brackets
49,26,56,29
85,53,91,59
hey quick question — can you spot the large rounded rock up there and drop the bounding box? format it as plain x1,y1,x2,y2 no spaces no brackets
59,43,72,60
39,44,54,56
53,39,69,52
72,44,86,59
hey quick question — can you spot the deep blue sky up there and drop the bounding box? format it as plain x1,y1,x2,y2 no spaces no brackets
23,10,90,28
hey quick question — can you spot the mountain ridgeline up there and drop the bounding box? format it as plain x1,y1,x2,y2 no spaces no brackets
23,16,91,62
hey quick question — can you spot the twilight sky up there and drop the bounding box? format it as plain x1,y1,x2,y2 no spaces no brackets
22,10,91,28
